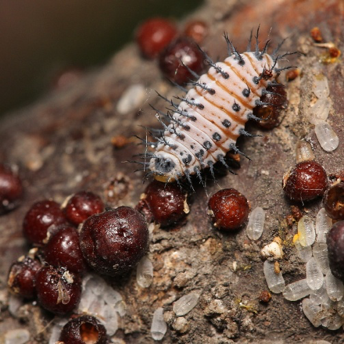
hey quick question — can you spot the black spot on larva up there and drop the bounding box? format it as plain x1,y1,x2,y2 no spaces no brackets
253,76,260,84
212,132,221,141
232,103,241,112
243,88,250,97
182,154,192,165
195,150,205,158
154,157,175,173
190,145,194,149
191,116,197,121
222,119,231,128
180,152,184,156
203,141,212,150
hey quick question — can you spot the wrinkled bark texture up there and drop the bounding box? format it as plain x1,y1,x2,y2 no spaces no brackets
1,0,344,342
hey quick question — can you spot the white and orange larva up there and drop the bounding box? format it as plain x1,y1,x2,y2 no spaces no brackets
142,29,293,184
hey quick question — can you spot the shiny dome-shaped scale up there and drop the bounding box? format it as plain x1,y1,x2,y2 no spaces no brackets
327,221,344,281
141,180,188,227
59,315,109,344
7,254,42,299
158,37,205,85
79,207,149,277
183,20,208,44
208,188,249,231
145,29,290,183
0,163,23,214
136,17,178,59
44,226,86,274
323,181,344,220
253,83,287,129
64,191,104,225
283,161,328,202
23,200,69,246
36,265,82,315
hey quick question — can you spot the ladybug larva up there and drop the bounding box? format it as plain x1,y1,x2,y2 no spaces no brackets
140,29,294,184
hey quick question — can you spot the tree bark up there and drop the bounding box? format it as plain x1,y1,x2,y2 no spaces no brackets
1,0,343,342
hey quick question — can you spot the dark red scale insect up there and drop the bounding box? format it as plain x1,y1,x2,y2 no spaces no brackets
35,265,82,315
323,181,344,220
79,207,149,277
44,225,87,274
63,191,104,225
59,315,109,344
0,163,23,214
7,251,42,299
208,188,249,230
23,200,69,246
282,161,328,202
136,17,178,59
136,28,295,185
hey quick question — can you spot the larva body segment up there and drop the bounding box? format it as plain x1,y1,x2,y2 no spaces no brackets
147,39,282,183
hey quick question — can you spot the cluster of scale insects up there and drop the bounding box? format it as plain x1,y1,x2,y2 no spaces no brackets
133,28,296,188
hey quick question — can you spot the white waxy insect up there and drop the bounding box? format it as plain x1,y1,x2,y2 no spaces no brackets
306,257,324,290
246,206,265,240
315,208,332,243
151,307,167,341
263,260,285,294
283,279,312,301
136,256,154,288
315,121,339,152
173,292,200,316
302,298,323,327
325,269,344,302
297,215,315,247
295,140,315,163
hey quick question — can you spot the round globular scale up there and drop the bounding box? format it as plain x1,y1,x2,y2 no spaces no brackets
23,200,69,246
282,161,328,202
158,37,205,84
79,207,149,277
35,265,81,315
323,181,344,220
253,84,287,129
183,20,208,44
0,163,23,214
136,17,178,59
7,252,42,299
45,226,86,274
59,315,108,344
63,191,104,225
327,221,344,281
141,180,189,227
208,188,249,231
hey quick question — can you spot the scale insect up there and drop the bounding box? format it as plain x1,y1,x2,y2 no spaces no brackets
137,28,295,185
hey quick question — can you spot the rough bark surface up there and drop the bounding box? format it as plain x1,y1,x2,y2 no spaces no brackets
1,0,344,342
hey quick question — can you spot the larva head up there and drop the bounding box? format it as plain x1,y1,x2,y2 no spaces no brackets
149,153,180,183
